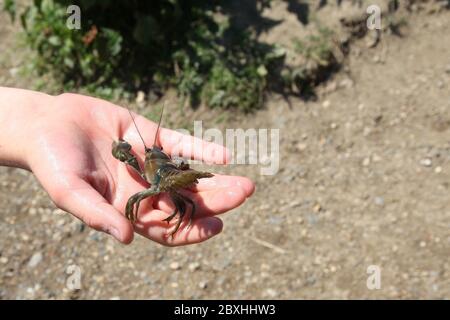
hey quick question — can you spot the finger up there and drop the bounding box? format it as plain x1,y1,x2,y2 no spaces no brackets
159,127,230,164
123,111,230,164
155,186,248,217
134,209,223,246
192,174,255,196
50,177,134,244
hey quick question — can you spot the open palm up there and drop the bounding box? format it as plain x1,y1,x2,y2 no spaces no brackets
27,93,254,245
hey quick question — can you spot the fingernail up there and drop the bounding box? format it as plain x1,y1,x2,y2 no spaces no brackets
108,226,122,241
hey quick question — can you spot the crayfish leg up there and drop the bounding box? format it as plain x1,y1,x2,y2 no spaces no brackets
163,194,183,224
166,192,187,237
125,187,160,223
162,209,178,224
175,192,196,229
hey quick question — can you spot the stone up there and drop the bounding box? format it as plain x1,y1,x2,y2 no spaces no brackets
28,252,43,268
170,262,181,270
420,158,432,167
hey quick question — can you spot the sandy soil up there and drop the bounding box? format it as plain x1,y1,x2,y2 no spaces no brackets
0,3,449,299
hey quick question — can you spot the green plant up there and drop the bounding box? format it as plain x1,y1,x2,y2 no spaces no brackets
288,27,338,95
293,27,334,66
3,0,16,20
4,0,339,111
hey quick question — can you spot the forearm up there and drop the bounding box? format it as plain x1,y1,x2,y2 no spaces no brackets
0,87,53,169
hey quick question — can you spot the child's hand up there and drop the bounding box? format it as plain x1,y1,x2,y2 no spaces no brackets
0,89,255,245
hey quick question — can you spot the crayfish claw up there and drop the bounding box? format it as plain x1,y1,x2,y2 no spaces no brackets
169,217,183,238
162,209,178,224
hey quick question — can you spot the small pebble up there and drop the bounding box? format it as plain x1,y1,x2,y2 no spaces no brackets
322,100,331,108
28,252,43,268
339,78,354,88
434,166,442,173
296,142,308,151
170,262,181,270
362,157,371,166
264,288,278,298
289,200,302,208
199,281,208,289
374,197,385,206
420,158,432,167
313,203,322,213
135,91,145,104
372,154,382,162
53,209,66,215
188,262,201,272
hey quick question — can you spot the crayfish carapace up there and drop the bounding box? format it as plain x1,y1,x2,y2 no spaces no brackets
112,105,213,237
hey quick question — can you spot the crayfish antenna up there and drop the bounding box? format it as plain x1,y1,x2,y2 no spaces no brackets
153,101,165,148
127,108,148,150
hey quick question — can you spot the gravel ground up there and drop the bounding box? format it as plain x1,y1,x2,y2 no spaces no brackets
0,3,449,299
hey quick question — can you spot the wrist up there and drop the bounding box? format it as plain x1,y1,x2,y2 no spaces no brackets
0,87,54,170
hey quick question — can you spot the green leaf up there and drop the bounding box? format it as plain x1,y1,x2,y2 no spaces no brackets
40,0,54,14
63,57,74,68
257,65,268,77
48,35,61,46
103,28,122,56
3,0,16,21
133,14,158,45
266,45,286,60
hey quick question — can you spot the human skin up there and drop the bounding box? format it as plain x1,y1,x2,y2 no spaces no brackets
0,87,255,246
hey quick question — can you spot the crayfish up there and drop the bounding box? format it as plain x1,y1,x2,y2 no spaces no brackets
112,106,213,237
